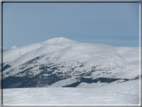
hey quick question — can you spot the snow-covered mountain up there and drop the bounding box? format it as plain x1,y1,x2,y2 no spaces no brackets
2,37,140,88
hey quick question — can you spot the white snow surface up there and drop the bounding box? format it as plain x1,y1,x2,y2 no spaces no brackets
2,38,140,105
3,79,140,105
3,37,139,65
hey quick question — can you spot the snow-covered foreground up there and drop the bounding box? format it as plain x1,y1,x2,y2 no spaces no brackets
3,79,140,105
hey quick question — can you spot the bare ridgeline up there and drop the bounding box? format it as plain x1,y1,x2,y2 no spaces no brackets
2,37,139,88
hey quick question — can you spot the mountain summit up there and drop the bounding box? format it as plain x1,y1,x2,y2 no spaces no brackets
42,37,77,44
2,38,139,88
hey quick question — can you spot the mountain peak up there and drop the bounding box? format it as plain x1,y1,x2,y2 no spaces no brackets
42,37,77,44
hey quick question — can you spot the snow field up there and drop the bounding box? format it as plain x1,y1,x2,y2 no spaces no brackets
3,79,140,105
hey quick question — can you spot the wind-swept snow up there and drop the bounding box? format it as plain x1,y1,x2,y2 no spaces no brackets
2,37,140,105
3,80,140,105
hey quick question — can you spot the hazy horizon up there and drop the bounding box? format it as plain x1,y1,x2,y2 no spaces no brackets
3,3,139,51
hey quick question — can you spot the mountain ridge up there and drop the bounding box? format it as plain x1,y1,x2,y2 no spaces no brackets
42,37,78,44
2,37,139,88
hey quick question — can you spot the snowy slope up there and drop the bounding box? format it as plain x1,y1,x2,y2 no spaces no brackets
3,79,140,105
2,37,140,88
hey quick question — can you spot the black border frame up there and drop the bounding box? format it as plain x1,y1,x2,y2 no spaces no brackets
1,0,142,107
1,0,142,3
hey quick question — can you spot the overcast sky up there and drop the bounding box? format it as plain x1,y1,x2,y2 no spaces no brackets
3,3,139,50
